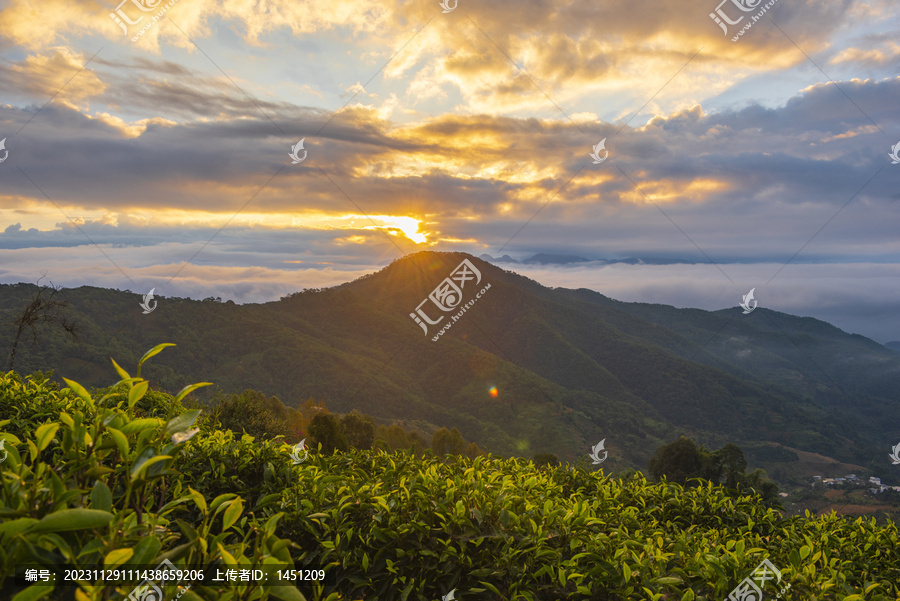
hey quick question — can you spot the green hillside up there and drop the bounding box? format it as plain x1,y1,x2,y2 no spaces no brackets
1,251,898,476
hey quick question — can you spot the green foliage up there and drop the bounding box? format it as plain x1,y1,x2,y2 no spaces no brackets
715,443,748,488
647,436,704,485
210,389,293,441
737,468,782,507
339,410,375,450
532,452,559,469
373,424,427,454
4,281,78,371
0,345,305,600
308,412,349,454
3,349,899,600
431,427,467,456
8,271,900,472
648,437,779,508
463,441,485,459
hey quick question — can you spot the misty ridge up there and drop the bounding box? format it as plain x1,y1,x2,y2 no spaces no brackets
3,251,898,472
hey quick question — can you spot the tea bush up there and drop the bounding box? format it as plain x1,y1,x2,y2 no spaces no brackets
0,345,306,601
1,345,899,600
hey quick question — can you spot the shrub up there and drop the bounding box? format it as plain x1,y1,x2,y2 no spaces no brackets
0,344,306,600
533,452,559,468
308,412,349,454
340,410,375,450
210,388,291,441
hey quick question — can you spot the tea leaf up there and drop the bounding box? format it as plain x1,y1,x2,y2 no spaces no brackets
137,343,176,377
128,381,149,411
120,418,163,436
62,378,95,410
11,584,53,601
90,481,112,512
104,548,134,567
166,410,202,436
174,382,213,404
110,358,131,382
34,423,59,452
222,498,244,532
28,509,113,533
107,427,129,459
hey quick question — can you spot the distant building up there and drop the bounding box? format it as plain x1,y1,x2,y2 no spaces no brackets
778,492,789,498
834,478,846,484
870,477,881,485
812,475,822,481
845,474,857,480
822,478,835,485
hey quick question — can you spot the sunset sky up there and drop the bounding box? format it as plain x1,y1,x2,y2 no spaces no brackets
1,0,899,341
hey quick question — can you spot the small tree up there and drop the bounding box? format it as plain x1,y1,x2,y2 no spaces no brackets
340,410,375,450
211,389,289,440
431,427,467,456
647,436,702,485
737,468,781,507
533,452,559,469
464,441,485,459
6,280,78,371
309,412,350,454
377,424,410,451
714,443,747,488
407,431,428,455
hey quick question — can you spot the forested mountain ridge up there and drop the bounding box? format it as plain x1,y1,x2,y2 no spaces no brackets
1,251,898,473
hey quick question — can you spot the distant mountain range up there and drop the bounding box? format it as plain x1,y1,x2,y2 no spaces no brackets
479,253,693,265
1,251,898,477
886,341,900,352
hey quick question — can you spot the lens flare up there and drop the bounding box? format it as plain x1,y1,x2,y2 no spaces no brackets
489,386,499,398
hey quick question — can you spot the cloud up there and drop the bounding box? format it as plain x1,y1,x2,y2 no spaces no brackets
0,48,107,110
1,0,897,349
1,72,898,262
